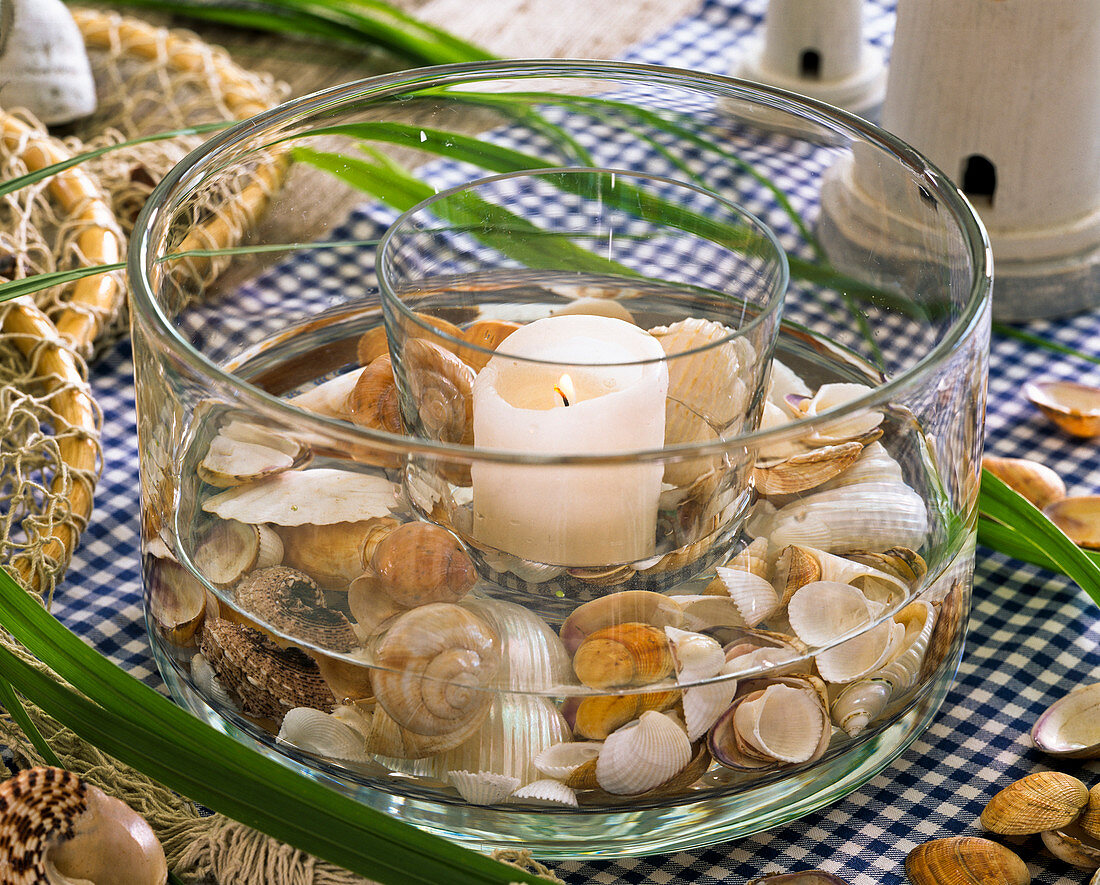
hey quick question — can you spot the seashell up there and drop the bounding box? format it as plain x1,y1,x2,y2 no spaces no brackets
727,537,770,580
370,522,477,607
533,741,603,780
815,441,902,491
709,676,830,770
563,757,600,790
512,779,579,807
278,707,371,761
754,440,865,496
0,0,96,125
366,704,475,759
774,546,908,608
1039,823,1100,870
814,618,904,685
198,420,312,488
280,518,397,590
747,874,849,885
287,367,366,420
681,667,739,740
0,766,167,885
370,603,499,740
347,355,403,434
331,702,373,737
709,567,780,626
346,572,407,637
665,626,725,682
461,598,572,692
146,557,207,646
549,295,637,324
830,600,936,735
1043,496,1100,549
844,546,927,587
980,771,1089,835
570,690,680,741
456,320,521,371
357,326,391,367
199,618,335,723
1083,783,1100,841
203,468,398,526
233,566,358,653
1025,379,1100,437
400,337,475,445
792,383,882,445
756,479,928,554
905,837,1030,885
767,359,813,414
572,622,674,689
190,653,236,711
560,590,683,655
981,455,1067,510
786,581,873,648
670,594,757,633
595,711,692,795
447,770,520,805
312,650,375,706
723,629,808,679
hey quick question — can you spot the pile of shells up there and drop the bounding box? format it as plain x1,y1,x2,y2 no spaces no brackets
146,305,961,811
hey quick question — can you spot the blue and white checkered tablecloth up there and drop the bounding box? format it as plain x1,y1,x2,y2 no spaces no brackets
55,0,1100,882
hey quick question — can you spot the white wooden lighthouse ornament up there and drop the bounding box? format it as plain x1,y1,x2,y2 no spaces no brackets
0,0,96,125
733,0,886,118
819,0,1100,321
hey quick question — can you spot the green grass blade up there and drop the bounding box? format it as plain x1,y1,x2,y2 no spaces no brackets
978,468,1100,608
0,677,61,768
0,263,127,304
0,567,548,884
993,322,1100,366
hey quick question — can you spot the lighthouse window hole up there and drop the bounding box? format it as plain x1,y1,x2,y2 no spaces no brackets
799,49,822,79
961,154,996,208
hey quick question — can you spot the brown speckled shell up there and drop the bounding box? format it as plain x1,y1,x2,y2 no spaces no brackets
233,566,358,653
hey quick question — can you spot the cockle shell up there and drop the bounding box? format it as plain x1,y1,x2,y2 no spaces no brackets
773,546,908,608
572,622,674,689
595,711,692,795
400,337,475,445
0,0,96,125
199,618,335,723
708,676,830,770
1033,682,1100,760
447,770,520,805
723,629,808,679
754,440,865,497
752,479,928,554
665,626,725,682
512,779,579,807
370,522,477,607
1083,784,1100,841
981,455,1066,510
533,741,603,780
194,519,283,586
370,603,499,740
203,468,398,526
830,600,936,736
569,689,680,741
905,837,1030,885
277,707,371,761
1025,379,1100,437
682,668,740,741
789,383,883,445
980,771,1089,835
560,591,684,655
727,537,770,579
709,567,780,626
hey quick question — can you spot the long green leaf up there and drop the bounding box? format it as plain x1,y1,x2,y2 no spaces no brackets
978,469,1100,608
993,322,1100,366
0,677,61,768
0,567,547,885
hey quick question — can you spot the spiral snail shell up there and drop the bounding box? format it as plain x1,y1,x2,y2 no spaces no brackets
371,603,500,739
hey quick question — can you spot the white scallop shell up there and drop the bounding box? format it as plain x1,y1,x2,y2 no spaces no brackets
682,663,739,740
448,770,520,805
277,707,371,762
787,581,874,648
757,480,928,553
799,383,883,444
817,442,904,490
732,682,826,764
595,711,692,795
0,0,96,124
190,653,237,711
728,537,770,579
712,567,781,626
533,741,603,780
814,617,905,684
668,595,753,633
664,626,725,682
767,359,812,414
512,779,579,807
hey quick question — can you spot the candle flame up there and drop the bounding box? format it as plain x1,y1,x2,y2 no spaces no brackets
554,373,575,407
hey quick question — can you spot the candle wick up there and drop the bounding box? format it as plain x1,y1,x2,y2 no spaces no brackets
554,385,571,407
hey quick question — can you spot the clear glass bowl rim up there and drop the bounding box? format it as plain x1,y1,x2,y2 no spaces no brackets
377,164,790,368
128,58,993,468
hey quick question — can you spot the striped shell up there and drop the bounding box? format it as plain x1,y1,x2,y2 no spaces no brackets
447,770,520,805
595,711,692,795
572,622,673,689
980,771,1089,835
905,837,1030,885
277,707,370,762
512,779,579,807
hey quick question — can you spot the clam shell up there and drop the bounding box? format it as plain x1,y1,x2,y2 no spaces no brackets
1025,379,1100,437
533,741,603,780
710,568,780,626
1083,784,1100,842
447,770,520,805
905,837,1030,885
512,779,579,807
570,690,680,741
723,631,807,679
279,518,395,590
287,367,365,420
665,626,725,682
797,383,883,445
1039,823,1100,870
1043,496,1100,549
754,441,865,496
787,581,873,648
595,711,692,795
278,707,370,761
682,666,739,740
198,434,305,488
203,468,398,526
981,455,1066,510
732,682,826,764
980,771,1089,835
560,591,683,654
757,479,928,554
1031,681,1100,759
371,603,499,739
572,622,673,689
147,558,207,646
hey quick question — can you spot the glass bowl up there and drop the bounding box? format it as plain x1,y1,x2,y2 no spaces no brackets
128,60,992,858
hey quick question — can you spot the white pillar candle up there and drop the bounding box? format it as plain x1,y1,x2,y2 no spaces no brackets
471,315,669,566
